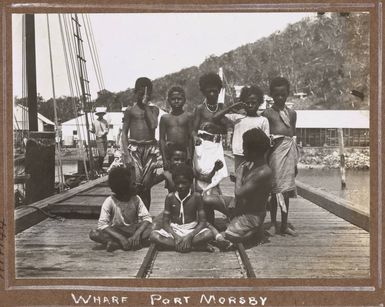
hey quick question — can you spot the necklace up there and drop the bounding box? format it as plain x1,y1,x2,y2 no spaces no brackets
204,100,219,113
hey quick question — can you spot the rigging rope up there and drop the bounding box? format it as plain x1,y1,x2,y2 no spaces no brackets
87,14,105,89
81,14,103,91
63,14,89,148
46,14,65,192
71,13,98,176
83,14,105,90
58,13,90,181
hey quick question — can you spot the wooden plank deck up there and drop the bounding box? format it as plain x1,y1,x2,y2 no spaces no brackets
15,219,148,278
221,157,370,279
15,157,370,279
150,251,246,278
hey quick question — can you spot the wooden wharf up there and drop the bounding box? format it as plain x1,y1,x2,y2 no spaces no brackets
15,157,369,279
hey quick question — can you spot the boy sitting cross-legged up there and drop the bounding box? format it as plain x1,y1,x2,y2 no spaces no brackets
89,167,153,252
150,164,214,253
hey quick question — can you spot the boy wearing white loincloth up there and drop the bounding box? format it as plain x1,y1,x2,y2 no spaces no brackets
192,72,229,194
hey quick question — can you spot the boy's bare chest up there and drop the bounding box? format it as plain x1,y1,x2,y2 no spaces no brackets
130,107,146,120
266,111,293,135
241,166,257,183
201,107,219,122
167,114,189,128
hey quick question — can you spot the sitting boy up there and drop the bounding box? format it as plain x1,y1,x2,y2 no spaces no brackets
204,128,272,243
150,164,214,252
144,144,223,193
89,167,152,252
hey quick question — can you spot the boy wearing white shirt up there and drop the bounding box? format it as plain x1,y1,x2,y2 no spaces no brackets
212,86,269,170
150,164,214,252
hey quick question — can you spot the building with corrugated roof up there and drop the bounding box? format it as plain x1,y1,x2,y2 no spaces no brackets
61,108,167,146
295,110,369,147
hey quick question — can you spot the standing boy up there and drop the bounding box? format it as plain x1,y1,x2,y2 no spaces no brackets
89,167,152,252
121,77,162,209
90,108,109,170
150,164,214,252
159,86,193,170
192,72,229,194
212,85,270,170
262,77,299,236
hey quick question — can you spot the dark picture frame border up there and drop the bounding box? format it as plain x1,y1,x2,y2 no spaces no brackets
1,1,383,305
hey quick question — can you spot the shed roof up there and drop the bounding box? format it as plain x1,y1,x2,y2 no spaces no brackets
296,110,369,129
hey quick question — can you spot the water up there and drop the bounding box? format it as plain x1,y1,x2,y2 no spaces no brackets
55,160,78,180
297,168,370,214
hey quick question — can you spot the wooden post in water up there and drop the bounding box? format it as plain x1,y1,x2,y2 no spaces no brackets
338,128,346,189
25,132,56,204
24,14,56,203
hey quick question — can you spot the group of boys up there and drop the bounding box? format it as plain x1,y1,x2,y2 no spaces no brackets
89,73,299,253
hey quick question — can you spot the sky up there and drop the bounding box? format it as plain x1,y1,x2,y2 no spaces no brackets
12,12,314,100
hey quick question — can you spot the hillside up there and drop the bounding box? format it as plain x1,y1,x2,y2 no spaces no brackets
145,12,369,111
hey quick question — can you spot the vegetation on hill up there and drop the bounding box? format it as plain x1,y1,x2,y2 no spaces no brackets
15,12,370,121
150,12,369,111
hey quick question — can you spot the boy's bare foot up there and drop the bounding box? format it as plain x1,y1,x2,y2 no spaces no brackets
213,234,233,251
266,224,279,236
92,244,107,251
106,241,120,252
281,227,298,237
193,244,215,253
216,239,233,251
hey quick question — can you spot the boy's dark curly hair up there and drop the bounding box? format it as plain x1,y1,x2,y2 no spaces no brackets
239,85,264,103
269,77,290,94
199,72,223,92
243,128,271,155
134,77,153,94
167,86,185,98
108,167,134,200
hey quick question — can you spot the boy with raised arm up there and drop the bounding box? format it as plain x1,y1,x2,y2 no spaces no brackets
212,85,270,170
89,167,152,252
262,77,299,236
150,164,214,252
121,77,162,209
192,72,229,194
159,86,193,170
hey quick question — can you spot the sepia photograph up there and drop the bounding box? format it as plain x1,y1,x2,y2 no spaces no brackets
11,10,370,280
1,2,382,305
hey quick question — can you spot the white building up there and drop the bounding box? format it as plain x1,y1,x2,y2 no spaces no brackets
61,108,167,146
13,104,55,132
296,110,369,147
